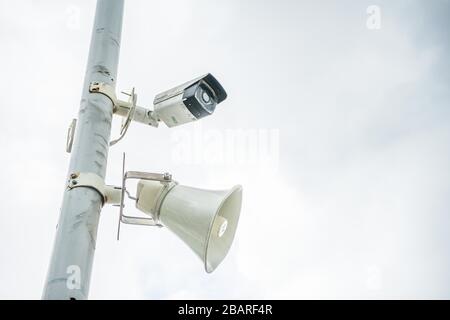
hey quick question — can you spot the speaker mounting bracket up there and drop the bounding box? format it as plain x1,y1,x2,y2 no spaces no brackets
116,153,176,240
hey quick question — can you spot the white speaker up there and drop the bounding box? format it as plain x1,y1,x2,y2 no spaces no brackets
136,181,243,273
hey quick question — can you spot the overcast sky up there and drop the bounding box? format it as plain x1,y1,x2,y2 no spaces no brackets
0,0,449,299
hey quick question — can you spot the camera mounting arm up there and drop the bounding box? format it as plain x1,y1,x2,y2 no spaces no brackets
89,82,159,127
88,82,159,146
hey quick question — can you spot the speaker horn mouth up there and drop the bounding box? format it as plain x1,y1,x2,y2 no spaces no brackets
204,185,243,273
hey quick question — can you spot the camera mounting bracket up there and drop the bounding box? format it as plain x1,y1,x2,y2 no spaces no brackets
88,82,159,146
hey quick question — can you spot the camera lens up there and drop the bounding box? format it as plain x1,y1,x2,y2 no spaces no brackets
183,82,218,119
194,84,216,113
201,91,211,104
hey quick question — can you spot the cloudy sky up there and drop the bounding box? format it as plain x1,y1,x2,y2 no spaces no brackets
0,0,449,299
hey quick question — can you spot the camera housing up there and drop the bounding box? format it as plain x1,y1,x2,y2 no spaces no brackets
153,73,227,127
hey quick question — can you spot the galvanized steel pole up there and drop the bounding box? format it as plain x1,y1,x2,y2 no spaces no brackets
43,0,124,300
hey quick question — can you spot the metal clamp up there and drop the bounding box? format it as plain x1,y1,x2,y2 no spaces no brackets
89,82,118,106
125,171,177,223
67,172,122,205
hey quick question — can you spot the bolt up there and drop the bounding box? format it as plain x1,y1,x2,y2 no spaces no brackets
71,180,78,186
70,173,79,179
163,173,172,181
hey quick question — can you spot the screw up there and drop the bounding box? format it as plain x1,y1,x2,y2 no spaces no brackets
70,173,79,179
71,180,78,186
163,173,171,181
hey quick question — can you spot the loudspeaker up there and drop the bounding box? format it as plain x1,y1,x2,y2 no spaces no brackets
136,181,243,273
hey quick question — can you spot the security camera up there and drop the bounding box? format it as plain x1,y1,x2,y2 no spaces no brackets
153,73,227,127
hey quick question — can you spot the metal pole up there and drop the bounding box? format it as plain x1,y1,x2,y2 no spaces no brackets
43,0,124,300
